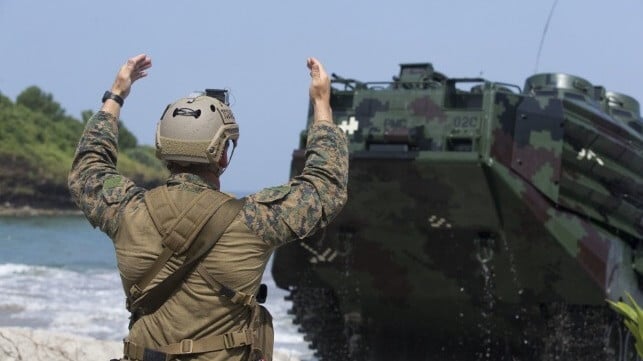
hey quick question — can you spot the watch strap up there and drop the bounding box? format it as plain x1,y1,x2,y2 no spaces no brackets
102,91,124,107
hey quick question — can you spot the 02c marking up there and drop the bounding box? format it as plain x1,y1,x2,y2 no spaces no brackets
452,116,479,128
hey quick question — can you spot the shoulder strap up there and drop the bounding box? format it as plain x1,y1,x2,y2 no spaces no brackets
127,189,245,320
144,188,261,309
129,187,229,300
196,264,260,307
146,186,228,254
144,185,177,236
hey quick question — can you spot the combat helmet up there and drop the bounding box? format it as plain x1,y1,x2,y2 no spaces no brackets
155,89,239,175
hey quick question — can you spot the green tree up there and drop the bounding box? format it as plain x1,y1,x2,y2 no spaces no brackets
81,109,137,149
81,109,93,124
118,121,138,149
125,146,163,169
0,92,12,108
16,86,66,121
0,86,167,208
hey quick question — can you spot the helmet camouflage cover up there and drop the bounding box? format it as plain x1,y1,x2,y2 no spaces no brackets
155,91,239,172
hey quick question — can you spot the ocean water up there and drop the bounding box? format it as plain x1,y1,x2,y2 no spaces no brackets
0,216,314,360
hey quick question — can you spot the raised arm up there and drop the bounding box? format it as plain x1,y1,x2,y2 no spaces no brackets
67,54,152,238
244,57,349,246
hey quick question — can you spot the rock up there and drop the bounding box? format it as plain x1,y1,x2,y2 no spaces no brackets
0,327,299,361
0,327,121,361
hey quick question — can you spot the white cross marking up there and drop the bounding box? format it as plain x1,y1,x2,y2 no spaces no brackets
577,148,605,166
339,116,359,135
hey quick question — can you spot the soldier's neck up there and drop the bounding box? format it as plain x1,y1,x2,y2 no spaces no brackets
199,170,220,190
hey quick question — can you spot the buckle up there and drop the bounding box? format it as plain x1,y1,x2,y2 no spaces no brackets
130,284,143,300
123,339,131,356
223,331,248,349
242,294,255,306
180,339,194,354
223,333,234,349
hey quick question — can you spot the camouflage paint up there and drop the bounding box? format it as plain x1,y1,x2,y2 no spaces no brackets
273,64,643,361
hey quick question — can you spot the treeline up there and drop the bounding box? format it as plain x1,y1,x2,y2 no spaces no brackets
0,86,167,209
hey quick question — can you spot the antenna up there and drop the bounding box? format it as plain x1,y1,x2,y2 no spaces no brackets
534,0,560,73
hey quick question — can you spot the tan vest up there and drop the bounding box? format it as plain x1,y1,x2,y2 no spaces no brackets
114,186,274,361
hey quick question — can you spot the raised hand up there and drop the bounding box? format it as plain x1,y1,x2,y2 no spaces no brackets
307,57,330,103
111,54,152,100
307,57,332,123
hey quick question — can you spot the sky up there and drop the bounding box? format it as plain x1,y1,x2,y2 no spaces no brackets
1,0,642,192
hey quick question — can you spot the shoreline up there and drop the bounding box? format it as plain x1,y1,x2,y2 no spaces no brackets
0,205,83,217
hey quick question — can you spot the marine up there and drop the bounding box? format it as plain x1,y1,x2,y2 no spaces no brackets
68,54,348,361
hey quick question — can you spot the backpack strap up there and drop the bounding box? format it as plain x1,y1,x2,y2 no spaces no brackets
196,264,258,307
123,328,254,361
143,188,260,308
146,185,226,254
122,303,273,361
128,186,229,303
143,185,177,236
127,187,245,323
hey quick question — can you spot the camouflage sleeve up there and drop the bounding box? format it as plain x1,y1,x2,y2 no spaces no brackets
243,122,349,246
67,111,145,238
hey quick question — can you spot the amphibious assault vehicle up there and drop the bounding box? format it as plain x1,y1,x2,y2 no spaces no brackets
272,62,643,361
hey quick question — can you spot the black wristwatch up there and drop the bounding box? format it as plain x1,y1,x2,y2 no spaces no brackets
102,91,124,107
